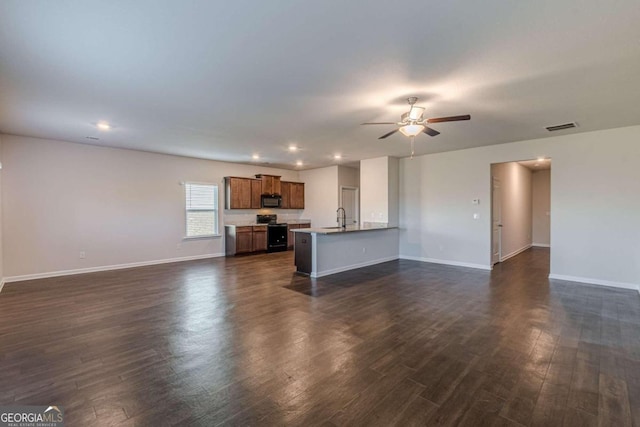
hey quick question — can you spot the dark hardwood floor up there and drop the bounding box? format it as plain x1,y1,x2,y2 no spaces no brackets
1,248,639,426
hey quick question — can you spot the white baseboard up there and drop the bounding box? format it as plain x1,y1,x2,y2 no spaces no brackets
532,243,551,248
1,253,226,288
399,255,492,271
311,255,399,278
548,273,640,294
500,244,532,262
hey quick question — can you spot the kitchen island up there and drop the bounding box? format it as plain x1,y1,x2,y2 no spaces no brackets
292,225,399,278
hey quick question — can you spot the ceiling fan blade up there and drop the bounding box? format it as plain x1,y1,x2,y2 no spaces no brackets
361,122,397,125
424,126,440,137
378,129,399,139
426,115,471,123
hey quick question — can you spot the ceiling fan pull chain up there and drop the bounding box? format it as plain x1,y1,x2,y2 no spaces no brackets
410,136,415,160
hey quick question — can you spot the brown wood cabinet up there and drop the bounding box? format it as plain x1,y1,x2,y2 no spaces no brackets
287,224,297,248
281,181,305,209
280,181,291,209
290,182,305,209
226,177,252,209
226,176,304,210
252,225,267,252
250,179,262,209
225,225,269,255
235,226,253,254
256,174,281,195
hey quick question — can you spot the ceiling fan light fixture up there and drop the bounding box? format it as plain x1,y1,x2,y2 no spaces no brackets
399,124,425,137
408,106,425,121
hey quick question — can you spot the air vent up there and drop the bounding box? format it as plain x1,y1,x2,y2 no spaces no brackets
546,122,577,132
86,136,100,140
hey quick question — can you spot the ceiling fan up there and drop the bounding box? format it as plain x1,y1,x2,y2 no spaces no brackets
361,97,470,157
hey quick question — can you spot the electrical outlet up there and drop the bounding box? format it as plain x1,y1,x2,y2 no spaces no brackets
79,251,86,259
362,247,366,253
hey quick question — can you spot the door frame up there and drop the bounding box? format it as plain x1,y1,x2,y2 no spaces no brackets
490,175,502,266
489,159,552,267
339,185,359,226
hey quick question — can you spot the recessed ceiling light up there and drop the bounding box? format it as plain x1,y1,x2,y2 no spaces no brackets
296,160,303,166
288,145,298,152
252,154,260,160
96,122,111,131
537,157,546,161
334,154,342,160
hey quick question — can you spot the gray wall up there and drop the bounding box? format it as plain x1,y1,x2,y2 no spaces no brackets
399,125,640,289
1,134,301,278
532,169,551,246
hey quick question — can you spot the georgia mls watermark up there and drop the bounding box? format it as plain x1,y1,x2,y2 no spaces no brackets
0,406,63,427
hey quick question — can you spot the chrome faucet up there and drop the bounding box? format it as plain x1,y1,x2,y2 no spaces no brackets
336,207,347,229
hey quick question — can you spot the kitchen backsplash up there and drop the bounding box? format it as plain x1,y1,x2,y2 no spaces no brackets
224,209,305,225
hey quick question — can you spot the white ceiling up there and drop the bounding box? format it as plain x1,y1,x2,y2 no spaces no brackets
1,1,639,170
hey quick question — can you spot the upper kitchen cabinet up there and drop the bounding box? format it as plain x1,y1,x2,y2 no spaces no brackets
250,179,262,209
225,177,252,209
280,181,291,209
281,181,305,209
226,177,251,209
226,175,305,209
289,182,305,209
256,174,281,195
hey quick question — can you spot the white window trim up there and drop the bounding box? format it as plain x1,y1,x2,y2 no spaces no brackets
182,234,222,240
184,181,220,239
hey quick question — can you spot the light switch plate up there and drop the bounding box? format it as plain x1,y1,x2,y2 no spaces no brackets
472,199,480,205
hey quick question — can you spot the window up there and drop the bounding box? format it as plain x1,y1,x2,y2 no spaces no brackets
185,182,218,237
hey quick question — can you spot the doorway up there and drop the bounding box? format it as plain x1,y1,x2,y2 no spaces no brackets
491,176,502,265
340,186,359,226
490,158,551,266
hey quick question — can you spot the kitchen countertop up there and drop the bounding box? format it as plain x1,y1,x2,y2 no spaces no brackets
292,225,398,235
225,219,311,227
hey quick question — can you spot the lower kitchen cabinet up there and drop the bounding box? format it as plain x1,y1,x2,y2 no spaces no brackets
225,225,268,255
235,227,253,254
252,226,267,252
227,223,309,255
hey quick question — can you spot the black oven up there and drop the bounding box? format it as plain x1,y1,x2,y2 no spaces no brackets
267,224,287,252
261,194,282,208
257,214,288,252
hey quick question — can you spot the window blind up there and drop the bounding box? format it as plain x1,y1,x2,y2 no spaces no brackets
185,183,218,237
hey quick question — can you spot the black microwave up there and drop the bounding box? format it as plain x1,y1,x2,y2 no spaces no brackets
261,194,282,208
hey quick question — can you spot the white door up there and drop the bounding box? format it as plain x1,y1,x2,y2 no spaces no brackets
491,176,502,265
340,187,359,225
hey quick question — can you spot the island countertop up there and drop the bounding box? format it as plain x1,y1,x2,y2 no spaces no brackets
293,225,399,277
292,225,398,235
